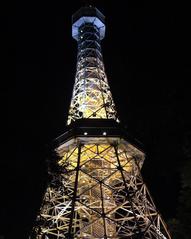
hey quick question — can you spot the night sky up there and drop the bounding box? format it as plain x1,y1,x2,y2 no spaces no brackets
1,0,191,238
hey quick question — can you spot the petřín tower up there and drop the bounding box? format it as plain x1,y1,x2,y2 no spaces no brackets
31,6,171,239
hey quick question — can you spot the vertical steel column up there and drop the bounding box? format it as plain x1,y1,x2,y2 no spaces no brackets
67,144,81,238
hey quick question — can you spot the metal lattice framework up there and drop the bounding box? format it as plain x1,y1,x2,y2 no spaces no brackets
31,137,171,238
31,6,172,239
67,9,118,125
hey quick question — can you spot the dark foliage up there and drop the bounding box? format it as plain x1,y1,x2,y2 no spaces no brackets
168,133,191,238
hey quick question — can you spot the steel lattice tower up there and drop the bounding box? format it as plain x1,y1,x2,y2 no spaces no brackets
31,6,172,239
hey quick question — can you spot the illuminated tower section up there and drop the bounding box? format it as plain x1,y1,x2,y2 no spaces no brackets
31,6,172,239
67,7,117,125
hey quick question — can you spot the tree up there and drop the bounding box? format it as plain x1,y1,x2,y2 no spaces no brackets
168,133,191,239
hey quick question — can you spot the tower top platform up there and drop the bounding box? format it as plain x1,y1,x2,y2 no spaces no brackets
72,6,105,40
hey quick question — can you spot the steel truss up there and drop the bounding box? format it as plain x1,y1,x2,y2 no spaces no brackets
67,22,118,125
31,137,171,239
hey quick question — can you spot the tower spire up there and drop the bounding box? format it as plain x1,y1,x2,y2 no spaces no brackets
67,6,118,125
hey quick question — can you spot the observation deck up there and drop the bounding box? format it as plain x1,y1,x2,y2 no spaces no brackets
72,6,105,40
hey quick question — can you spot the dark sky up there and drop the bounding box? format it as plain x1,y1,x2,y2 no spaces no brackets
1,0,191,238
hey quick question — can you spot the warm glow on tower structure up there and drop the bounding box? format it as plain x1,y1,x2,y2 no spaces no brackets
67,7,117,125
31,6,172,239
